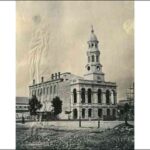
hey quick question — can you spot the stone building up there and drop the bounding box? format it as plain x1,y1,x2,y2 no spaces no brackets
29,27,117,120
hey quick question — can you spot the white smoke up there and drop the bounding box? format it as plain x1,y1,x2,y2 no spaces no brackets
28,15,50,83
123,19,134,35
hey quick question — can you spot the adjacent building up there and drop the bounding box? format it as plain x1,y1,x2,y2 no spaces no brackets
118,83,134,120
29,27,117,120
16,97,30,120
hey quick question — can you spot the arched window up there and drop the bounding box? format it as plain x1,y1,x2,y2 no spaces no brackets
88,108,92,117
88,89,92,103
54,85,56,94
98,109,102,118
98,89,102,103
113,109,116,117
73,109,78,119
87,66,90,71
73,89,77,103
81,88,85,103
107,109,110,116
95,43,97,48
92,55,95,62
96,66,100,71
82,108,85,118
96,55,99,62
106,90,110,104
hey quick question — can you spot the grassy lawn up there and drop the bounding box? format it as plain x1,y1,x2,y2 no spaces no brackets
16,121,134,150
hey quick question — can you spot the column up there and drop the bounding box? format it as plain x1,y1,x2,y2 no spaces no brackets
77,91,81,104
77,107,80,119
70,107,74,119
93,91,97,104
86,91,88,104
94,107,98,119
103,108,107,116
85,108,88,119
102,91,106,104
110,108,112,116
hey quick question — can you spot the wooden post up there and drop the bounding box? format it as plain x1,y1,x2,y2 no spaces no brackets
79,116,81,127
98,117,100,128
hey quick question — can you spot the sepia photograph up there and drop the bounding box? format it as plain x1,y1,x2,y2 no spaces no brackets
16,1,134,149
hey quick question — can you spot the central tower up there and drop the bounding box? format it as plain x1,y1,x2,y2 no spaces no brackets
84,26,105,81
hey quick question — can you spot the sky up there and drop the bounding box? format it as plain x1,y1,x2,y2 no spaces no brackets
16,1,134,100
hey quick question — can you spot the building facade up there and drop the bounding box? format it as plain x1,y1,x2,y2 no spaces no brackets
29,27,117,120
16,97,30,121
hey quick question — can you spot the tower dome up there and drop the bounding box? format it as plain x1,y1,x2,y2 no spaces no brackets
88,26,98,42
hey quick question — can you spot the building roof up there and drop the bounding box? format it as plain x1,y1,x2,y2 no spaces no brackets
16,97,29,105
89,32,97,41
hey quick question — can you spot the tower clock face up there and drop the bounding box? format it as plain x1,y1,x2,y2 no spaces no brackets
96,66,100,71
87,66,90,71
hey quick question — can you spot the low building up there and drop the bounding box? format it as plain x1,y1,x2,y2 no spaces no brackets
117,83,134,120
16,97,30,120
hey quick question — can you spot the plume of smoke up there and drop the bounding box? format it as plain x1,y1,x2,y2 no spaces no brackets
123,19,134,35
28,15,50,83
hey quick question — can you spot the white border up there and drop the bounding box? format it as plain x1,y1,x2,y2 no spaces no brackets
0,1,16,149
0,1,150,149
135,1,150,149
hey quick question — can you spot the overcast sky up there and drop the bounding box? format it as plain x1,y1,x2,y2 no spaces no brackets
16,1,134,100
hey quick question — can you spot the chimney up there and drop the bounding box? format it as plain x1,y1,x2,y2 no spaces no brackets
41,76,44,83
55,73,57,80
51,74,54,80
58,72,61,79
33,79,35,85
